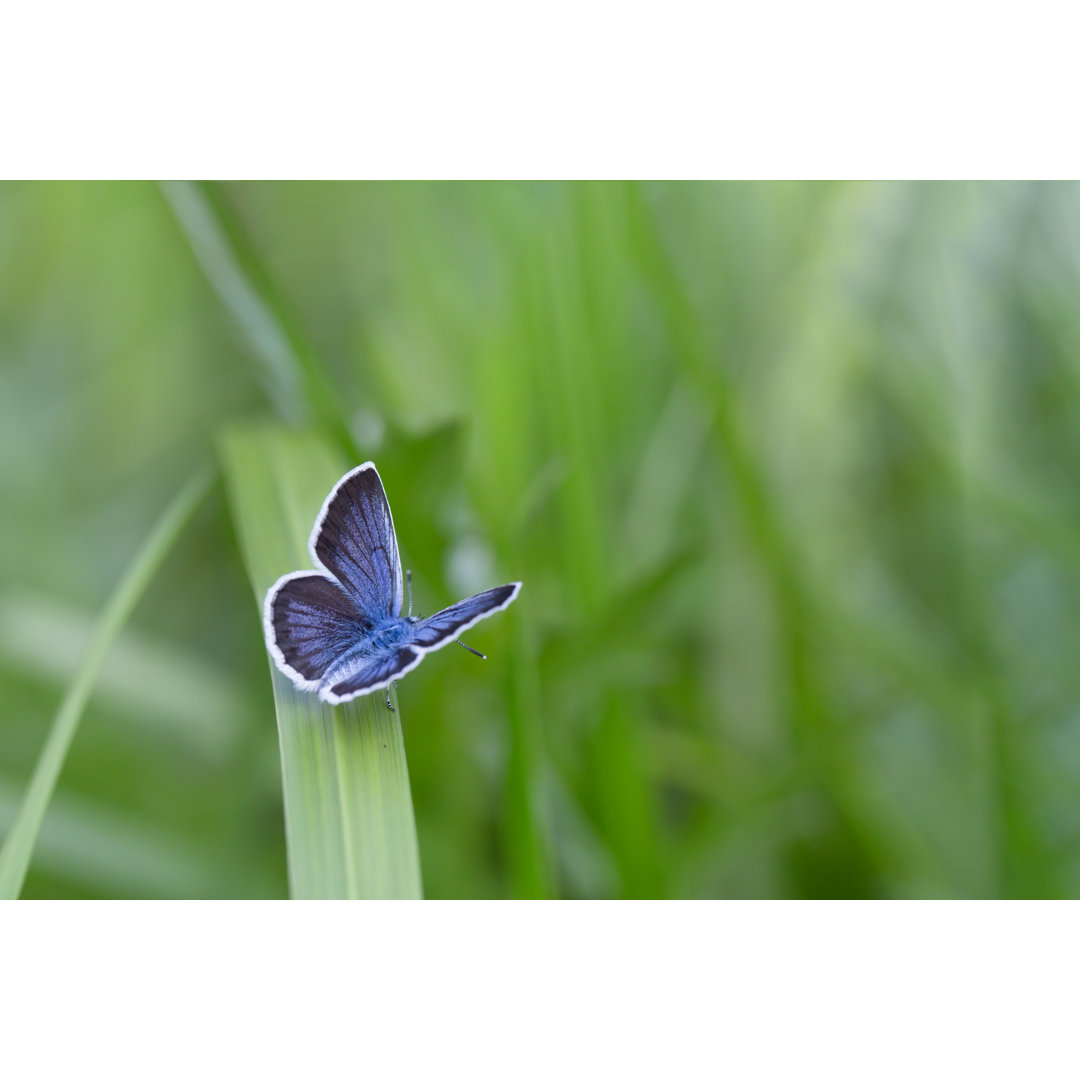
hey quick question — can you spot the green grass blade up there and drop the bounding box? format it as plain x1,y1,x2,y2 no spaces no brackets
0,776,220,898
219,422,422,899
505,612,553,897
161,181,349,445
0,591,244,761
0,468,212,899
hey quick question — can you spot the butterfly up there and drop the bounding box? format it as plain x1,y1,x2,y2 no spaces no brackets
264,463,521,708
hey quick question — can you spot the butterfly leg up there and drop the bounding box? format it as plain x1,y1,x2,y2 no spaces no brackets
385,683,395,711
406,569,413,617
457,640,487,660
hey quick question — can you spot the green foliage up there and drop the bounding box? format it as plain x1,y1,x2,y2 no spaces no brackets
0,469,210,897
220,423,422,898
3,181,1080,897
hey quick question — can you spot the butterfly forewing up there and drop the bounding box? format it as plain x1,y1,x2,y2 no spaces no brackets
412,583,521,651
310,464,403,618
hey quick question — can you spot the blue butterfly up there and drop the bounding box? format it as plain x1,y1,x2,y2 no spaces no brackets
264,463,521,708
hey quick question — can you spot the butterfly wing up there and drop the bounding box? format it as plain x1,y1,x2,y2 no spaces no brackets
309,462,404,619
266,463,521,705
323,583,522,702
320,647,425,705
411,583,522,652
264,571,369,690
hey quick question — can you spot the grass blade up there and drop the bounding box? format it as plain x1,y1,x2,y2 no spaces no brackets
161,181,350,446
0,468,212,898
0,776,220,898
0,591,244,761
220,421,422,899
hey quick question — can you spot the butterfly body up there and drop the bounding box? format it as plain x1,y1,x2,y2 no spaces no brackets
319,614,420,690
263,463,521,706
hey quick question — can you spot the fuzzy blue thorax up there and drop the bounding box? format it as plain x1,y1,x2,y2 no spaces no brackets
320,615,420,690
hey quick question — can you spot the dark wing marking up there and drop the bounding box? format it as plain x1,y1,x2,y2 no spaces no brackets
309,463,403,619
320,646,424,704
410,583,521,652
264,571,369,689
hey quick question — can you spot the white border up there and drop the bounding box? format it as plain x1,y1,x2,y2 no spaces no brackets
6,5,1080,179
264,462,522,706
6,902,1078,1076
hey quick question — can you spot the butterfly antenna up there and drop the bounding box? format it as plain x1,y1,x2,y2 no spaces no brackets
406,569,413,617
385,684,395,711
458,640,487,660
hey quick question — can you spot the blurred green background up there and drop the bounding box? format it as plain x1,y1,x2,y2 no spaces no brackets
3,181,1079,899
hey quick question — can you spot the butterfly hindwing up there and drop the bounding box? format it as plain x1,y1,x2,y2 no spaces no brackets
310,463,404,619
321,646,424,704
264,571,368,688
411,583,522,651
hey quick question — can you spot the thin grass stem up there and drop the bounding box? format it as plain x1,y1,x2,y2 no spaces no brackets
0,467,212,898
